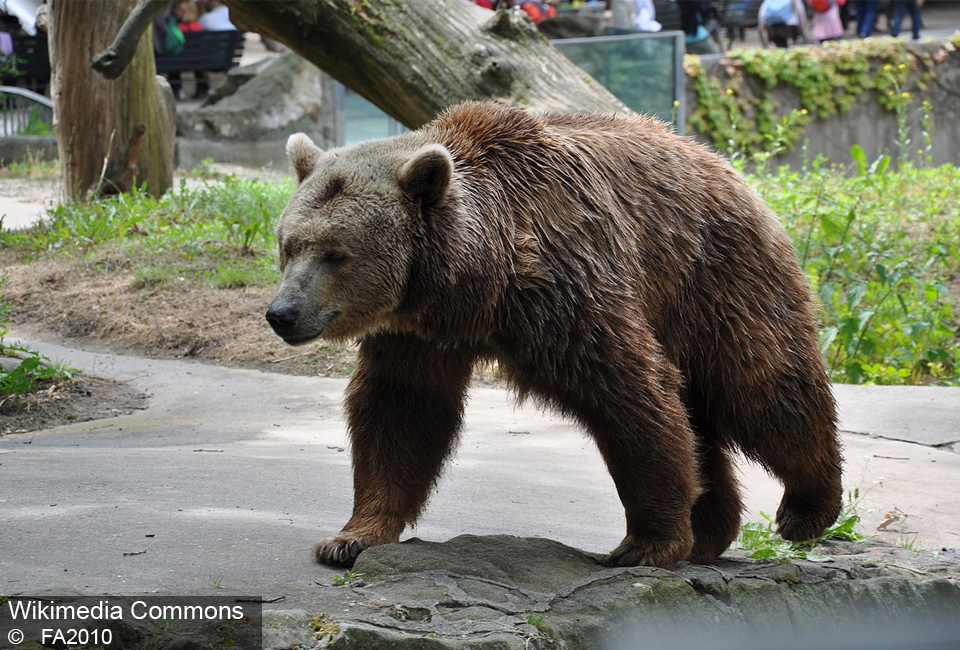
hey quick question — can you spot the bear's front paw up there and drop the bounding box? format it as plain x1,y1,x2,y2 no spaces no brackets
604,534,693,570
313,535,368,568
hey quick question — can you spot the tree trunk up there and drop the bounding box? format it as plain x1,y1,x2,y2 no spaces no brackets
49,0,175,202
225,0,630,129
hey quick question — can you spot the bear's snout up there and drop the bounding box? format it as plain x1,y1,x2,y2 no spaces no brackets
265,303,300,338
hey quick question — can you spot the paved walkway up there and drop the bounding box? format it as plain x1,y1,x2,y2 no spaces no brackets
1,331,957,601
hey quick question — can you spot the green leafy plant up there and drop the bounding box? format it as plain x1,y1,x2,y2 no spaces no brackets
0,279,76,396
735,474,884,560
18,106,54,136
752,146,960,386
329,569,364,587
736,512,833,562
686,38,947,156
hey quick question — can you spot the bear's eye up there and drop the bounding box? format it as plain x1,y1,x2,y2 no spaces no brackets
323,251,347,264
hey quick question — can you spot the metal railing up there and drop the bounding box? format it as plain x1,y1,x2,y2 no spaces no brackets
0,85,53,137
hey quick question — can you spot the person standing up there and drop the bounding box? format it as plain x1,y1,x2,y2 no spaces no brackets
855,0,880,37
809,0,846,42
890,0,922,39
677,0,719,54
759,0,806,48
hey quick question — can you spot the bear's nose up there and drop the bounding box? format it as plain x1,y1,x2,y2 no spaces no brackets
266,303,300,336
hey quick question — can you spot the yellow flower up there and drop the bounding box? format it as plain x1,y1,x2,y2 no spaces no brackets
801,109,808,115
902,91,911,98
883,64,893,70
898,63,906,69
726,88,734,95
888,90,895,95
673,100,681,107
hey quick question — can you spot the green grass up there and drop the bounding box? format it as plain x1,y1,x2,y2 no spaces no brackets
130,260,279,291
206,262,279,289
1,175,293,261
0,151,59,178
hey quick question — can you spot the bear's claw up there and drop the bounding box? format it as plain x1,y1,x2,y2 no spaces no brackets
314,536,366,568
604,534,693,570
337,540,361,564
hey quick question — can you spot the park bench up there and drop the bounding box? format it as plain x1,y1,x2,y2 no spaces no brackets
1,30,244,97
153,29,245,84
719,0,765,47
652,0,684,32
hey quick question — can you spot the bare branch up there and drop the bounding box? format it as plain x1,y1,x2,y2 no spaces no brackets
91,0,165,79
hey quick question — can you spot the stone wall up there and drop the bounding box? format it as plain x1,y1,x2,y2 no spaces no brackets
683,37,960,168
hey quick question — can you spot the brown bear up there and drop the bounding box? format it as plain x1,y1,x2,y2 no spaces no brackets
266,101,842,570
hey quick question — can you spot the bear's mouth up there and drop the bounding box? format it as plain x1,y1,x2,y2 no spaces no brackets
283,311,340,346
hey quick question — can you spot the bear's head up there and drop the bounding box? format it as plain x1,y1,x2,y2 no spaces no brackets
266,133,454,344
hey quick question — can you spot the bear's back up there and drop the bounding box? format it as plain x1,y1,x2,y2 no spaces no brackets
421,103,810,362
426,103,783,308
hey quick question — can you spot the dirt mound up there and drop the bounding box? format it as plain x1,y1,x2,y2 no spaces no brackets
1,375,146,435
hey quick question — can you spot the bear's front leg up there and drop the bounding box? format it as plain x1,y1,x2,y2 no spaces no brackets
314,332,475,568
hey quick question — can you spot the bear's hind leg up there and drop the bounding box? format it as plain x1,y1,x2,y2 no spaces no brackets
733,379,842,544
687,438,743,563
313,333,475,567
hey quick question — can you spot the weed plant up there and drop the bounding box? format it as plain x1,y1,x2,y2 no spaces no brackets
0,278,75,396
735,483,872,562
18,107,54,137
750,150,960,386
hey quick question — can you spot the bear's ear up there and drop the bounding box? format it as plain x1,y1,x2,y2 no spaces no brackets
398,144,453,206
287,133,322,183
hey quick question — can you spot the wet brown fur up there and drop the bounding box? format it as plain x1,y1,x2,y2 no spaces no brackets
271,102,843,569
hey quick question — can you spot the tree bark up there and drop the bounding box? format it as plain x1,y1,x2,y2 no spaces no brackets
90,0,166,79
224,0,630,129
49,0,175,202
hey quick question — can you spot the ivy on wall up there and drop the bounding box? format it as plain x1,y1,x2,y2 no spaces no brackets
685,34,960,155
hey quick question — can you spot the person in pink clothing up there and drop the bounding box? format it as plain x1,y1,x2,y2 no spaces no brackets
809,0,846,42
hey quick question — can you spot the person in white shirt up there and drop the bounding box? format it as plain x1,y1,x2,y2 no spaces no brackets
634,0,663,31
198,0,237,31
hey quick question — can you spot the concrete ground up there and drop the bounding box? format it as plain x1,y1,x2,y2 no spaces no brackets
1,331,957,603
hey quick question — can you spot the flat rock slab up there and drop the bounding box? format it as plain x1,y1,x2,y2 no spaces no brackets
262,534,960,650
